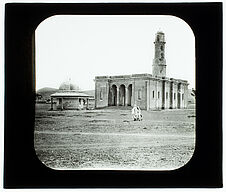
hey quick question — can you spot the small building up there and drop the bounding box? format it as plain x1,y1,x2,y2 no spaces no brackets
36,93,43,103
94,31,189,110
50,81,94,110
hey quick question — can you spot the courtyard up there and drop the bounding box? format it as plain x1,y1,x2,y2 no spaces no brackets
34,104,195,170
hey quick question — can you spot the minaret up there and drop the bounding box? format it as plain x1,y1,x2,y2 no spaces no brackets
152,31,166,77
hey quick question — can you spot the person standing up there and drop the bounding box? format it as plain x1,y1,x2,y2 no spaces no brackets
137,106,143,121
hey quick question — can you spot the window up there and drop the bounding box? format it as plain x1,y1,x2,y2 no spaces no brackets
100,90,103,100
138,89,142,100
174,93,176,100
157,36,159,41
160,45,164,51
152,90,155,98
158,91,160,99
166,92,168,100
182,93,184,100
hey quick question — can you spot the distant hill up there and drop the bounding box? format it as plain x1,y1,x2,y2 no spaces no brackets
37,87,58,93
37,87,95,100
37,87,58,100
82,90,95,97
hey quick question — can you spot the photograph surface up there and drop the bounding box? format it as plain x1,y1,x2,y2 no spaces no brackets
34,15,196,170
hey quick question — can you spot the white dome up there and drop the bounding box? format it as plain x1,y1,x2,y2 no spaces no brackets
59,81,80,91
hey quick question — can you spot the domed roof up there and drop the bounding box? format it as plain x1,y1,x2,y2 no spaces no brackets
157,30,164,34
59,80,80,91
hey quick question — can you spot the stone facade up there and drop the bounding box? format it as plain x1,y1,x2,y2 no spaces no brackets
51,96,86,110
94,31,189,110
50,81,94,110
51,91,93,110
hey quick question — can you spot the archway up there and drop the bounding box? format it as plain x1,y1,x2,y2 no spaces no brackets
111,85,117,106
127,84,132,106
119,84,126,106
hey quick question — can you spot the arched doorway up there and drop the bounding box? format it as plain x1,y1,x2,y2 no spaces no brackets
111,85,117,106
127,84,132,106
119,84,126,106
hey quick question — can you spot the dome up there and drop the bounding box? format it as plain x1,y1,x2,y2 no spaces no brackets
157,31,164,34
59,80,80,91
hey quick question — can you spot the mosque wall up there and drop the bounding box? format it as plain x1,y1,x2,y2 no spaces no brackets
156,80,163,109
95,79,109,108
164,81,171,109
172,82,178,109
149,80,157,109
95,76,189,110
133,79,147,110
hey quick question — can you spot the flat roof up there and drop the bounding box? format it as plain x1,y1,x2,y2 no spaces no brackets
51,92,91,98
95,73,188,84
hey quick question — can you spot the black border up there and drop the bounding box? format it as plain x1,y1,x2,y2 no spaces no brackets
4,3,222,188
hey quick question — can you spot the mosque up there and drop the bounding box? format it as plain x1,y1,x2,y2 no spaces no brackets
94,31,189,110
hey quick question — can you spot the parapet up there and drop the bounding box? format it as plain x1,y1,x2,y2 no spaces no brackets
95,73,153,80
95,74,189,85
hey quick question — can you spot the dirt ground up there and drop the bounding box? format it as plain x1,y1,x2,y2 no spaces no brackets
34,104,195,170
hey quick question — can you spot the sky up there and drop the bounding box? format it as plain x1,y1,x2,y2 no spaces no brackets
35,15,195,91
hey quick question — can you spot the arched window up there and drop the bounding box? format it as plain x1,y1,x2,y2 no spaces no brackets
152,90,155,98
100,89,103,100
157,36,160,41
138,89,142,100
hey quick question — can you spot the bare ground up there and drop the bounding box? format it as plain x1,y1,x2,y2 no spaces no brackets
34,104,195,170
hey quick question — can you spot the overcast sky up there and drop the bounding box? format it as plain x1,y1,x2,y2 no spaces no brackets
35,15,195,91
